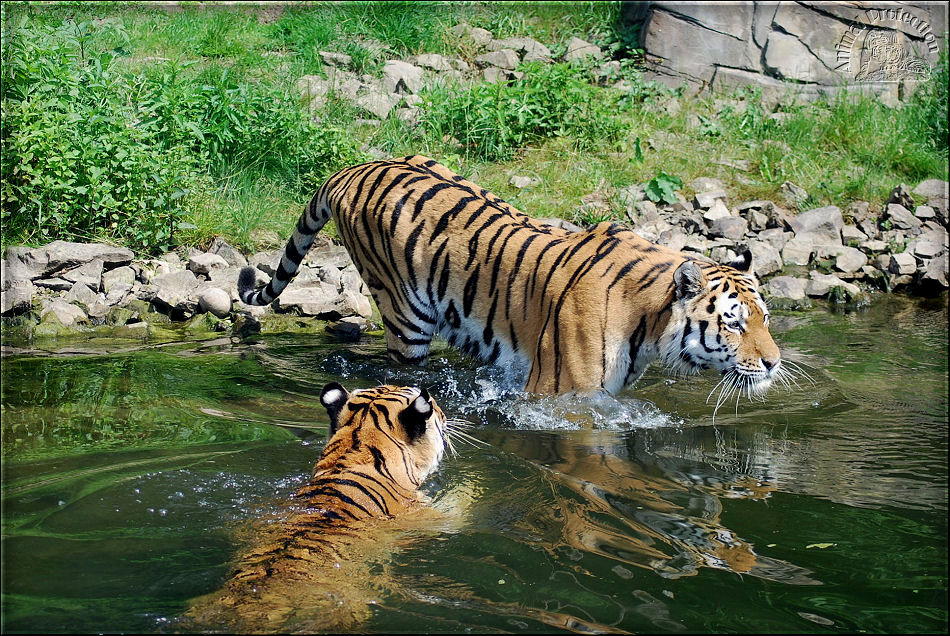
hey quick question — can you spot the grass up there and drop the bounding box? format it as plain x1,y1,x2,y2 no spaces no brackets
1,1,946,256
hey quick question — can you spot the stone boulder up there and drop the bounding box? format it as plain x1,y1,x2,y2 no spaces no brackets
787,206,843,244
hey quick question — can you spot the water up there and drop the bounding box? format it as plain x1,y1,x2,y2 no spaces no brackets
2,294,947,633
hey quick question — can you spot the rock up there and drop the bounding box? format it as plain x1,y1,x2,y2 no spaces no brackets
562,37,602,62
209,238,248,268
780,181,808,207
919,252,949,288
474,49,520,70
1,279,34,316
151,269,202,316
5,240,133,282
510,175,541,189
847,200,872,222
888,252,917,275
708,216,748,240
188,253,229,276
782,231,834,266
319,51,352,68
914,205,936,220
198,287,232,318
33,277,73,291
412,52,454,71
841,224,867,245
539,218,584,233
40,299,88,328
690,177,726,192
806,271,861,300
913,179,949,199
764,275,808,301
885,203,923,235
658,228,689,252
815,245,867,273
382,60,425,94
702,199,732,222
305,244,354,270
354,90,402,119
747,240,783,277
788,206,843,243
693,190,728,210
274,280,346,318
489,37,551,62
449,23,493,49
758,227,789,251
65,280,99,309
102,266,136,293
887,183,915,209
250,250,282,276
61,259,104,292
860,239,889,253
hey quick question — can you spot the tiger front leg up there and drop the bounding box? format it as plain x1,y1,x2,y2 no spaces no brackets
383,326,433,366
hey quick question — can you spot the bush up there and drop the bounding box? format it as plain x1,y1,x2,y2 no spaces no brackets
1,14,207,253
422,62,630,161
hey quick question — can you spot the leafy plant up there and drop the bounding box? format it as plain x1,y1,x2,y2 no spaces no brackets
644,171,683,205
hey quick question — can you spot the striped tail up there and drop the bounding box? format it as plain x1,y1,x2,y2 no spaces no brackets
238,192,332,306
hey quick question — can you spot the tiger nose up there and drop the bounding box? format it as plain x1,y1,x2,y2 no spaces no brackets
761,357,779,373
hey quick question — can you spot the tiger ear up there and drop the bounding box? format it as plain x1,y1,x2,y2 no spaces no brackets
673,260,704,300
399,388,433,443
729,247,752,273
320,382,349,434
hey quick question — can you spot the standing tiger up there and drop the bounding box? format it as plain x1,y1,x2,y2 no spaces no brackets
239,155,785,398
183,383,452,633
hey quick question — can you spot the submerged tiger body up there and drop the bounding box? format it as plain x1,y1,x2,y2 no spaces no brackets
184,383,450,633
239,155,785,398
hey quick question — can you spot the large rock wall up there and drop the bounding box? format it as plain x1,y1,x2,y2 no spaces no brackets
634,1,947,103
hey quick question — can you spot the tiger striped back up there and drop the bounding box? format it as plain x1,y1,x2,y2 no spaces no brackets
239,155,787,400
182,383,448,633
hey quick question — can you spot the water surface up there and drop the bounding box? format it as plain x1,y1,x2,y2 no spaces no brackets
2,294,947,633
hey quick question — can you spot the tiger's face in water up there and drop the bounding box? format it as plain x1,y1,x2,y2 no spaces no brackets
662,254,787,409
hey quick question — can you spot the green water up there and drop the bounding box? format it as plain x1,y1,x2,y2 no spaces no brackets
2,294,947,634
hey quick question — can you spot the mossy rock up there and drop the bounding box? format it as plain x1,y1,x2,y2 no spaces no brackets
257,312,327,334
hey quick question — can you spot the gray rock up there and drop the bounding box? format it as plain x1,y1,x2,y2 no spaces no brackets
758,227,789,251
658,228,689,252
690,177,726,192
474,49,520,70
747,240,783,277
510,175,541,189
319,51,352,68
65,280,99,309
354,90,402,119
693,190,728,210
61,258,104,292
806,271,861,299
304,244,354,270
889,252,917,275
763,31,817,82
788,206,843,243
448,23,493,49
340,264,369,296
816,245,867,273
708,216,748,240
914,205,936,220
412,52,454,71
764,275,808,301
5,240,133,281
912,179,949,200
188,253,229,276
782,231,835,266
102,266,136,293
1,279,34,316
919,251,949,288
841,224,868,245
34,277,73,291
209,238,248,268
562,36,602,62
250,250,283,276
274,280,343,318
41,299,88,328
382,60,425,94
780,181,808,207
489,37,551,62
151,269,202,314
860,239,889,253
198,287,232,318
885,203,923,235
702,199,732,222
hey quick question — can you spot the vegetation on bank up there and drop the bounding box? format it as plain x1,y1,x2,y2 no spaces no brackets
2,1,947,255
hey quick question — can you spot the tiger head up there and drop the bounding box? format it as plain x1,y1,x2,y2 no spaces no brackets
317,383,448,486
663,249,782,399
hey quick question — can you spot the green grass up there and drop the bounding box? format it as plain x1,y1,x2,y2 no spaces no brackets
1,1,946,256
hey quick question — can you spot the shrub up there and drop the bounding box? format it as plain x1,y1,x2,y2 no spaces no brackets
422,62,630,161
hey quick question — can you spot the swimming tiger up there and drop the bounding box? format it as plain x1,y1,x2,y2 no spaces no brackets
182,383,453,633
238,155,788,399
